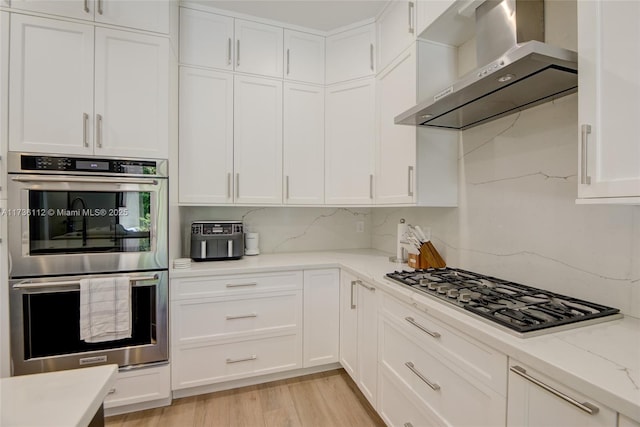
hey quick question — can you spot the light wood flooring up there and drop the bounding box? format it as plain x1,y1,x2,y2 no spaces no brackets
106,369,386,427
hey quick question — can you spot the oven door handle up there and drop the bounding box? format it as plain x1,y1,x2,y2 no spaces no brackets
11,176,159,186
12,274,159,290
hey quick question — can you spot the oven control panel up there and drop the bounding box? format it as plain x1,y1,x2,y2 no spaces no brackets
17,155,160,175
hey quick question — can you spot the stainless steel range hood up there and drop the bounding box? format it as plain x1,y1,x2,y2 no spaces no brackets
395,0,577,130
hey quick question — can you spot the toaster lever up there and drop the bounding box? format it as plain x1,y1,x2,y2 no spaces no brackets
228,240,233,257
201,240,207,259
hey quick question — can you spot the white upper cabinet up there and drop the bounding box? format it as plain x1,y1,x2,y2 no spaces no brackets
577,0,640,202
179,8,234,70
283,83,325,205
376,46,417,205
325,78,375,205
94,28,169,159
179,67,234,205
326,23,375,84
235,19,283,78
415,0,454,36
377,0,416,71
283,29,325,85
8,0,170,33
9,15,95,156
234,75,283,204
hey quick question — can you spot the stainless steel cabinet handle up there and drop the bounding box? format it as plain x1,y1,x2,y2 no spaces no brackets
408,166,414,196
286,49,290,75
286,175,290,199
83,113,89,147
350,280,356,309
97,0,103,15
236,173,240,199
96,114,103,148
227,172,232,199
510,366,599,415
408,2,415,34
226,355,257,364
236,40,240,67
226,282,257,288
107,388,116,395
581,124,592,185
369,44,374,71
404,423,414,427
405,362,440,391
83,0,89,13
227,37,232,65
226,313,257,320
405,317,441,338
369,174,374,199
357,280,375,292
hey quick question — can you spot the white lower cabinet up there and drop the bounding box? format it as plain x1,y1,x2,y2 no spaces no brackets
507,360,616,427
620,415,640,427
303,269,339,367
104,364,170,409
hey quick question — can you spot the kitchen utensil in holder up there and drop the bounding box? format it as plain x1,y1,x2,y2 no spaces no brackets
419,241,446,268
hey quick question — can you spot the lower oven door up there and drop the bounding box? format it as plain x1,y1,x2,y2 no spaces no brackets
10,270,168,376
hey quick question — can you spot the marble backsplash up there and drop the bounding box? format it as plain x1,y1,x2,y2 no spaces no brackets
372,94,640,319
179,206,372,257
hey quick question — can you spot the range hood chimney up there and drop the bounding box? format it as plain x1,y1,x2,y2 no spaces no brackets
395,0,577,130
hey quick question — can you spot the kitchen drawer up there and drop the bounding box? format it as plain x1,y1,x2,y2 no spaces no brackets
172,333,301,390
380,292,507,394
171,271,303,299
379,366,442,427
172,291,302,344
104,364,170,409
380,316,506,427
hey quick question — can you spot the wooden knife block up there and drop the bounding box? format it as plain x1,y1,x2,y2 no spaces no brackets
419,241,446,269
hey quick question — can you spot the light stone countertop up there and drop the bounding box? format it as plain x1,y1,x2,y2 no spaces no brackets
0,364,118,427
171,249,640,421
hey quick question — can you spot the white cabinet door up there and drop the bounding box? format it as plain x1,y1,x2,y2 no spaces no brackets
94,28,169,159
303,269,339,368
283,83,324,205
103,364,171,409
376,46,416,205
507,361,616,427
377,0,416,71
94,0,170,34
7,0,93,21
325,78,375,205
415,0,454,35
9,15,94,156
326,24,375,84
284,29,325,84
179,67,234,204
339,270,358,379
234,75,283,204
356,279,378,409
234,19,283,78
179,8,233,70
578,0,640,201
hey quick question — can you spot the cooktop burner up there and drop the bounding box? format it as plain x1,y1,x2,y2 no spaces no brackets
385,268,621,335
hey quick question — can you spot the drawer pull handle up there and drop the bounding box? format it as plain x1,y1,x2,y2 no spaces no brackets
405,361,440,391
226,282,257,288
510,366,599,415
404,423,413,427
107,388,116,394
226,355,257,364
405,317,441,338
357,280,375,292
225,313,257,320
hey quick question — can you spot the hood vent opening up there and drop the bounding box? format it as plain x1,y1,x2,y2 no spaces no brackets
395,0,577,130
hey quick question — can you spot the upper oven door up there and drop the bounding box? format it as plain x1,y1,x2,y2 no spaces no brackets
8,174,168,278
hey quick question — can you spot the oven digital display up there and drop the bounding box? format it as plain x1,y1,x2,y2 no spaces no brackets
76,160,109,171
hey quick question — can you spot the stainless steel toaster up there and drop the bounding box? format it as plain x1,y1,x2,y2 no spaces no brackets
190,221,244,261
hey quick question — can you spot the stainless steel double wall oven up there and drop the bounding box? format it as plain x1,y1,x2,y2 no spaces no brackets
8,153,169,375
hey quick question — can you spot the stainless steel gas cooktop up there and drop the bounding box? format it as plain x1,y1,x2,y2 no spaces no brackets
385,268,621,337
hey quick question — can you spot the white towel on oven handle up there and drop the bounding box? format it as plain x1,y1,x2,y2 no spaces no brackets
79,276,132,343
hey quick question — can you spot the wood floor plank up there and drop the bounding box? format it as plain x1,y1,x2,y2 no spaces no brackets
120,407,163,427
229,385,266,427
194,389,233,427
157,395,197,426
259,383,302,427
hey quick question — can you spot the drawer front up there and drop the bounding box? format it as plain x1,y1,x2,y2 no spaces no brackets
172,333,301,390
173,291,302,343
380,316,506,427
172,271,303,299
380,292,507,394
104,364,170,409
379,367,443,427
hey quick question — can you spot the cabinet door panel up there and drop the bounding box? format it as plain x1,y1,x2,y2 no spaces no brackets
283,83,324,205
578,0,640,199
234,75,283,204
8,0,93,21
94,28,169,159
339,271,358,379
180,8,233,70
326,24,375,84
284,29,324,84
303,269,339,367
179,67,233,204
357,280,378,408
9,15,94,155
377,0,415,71
94,0,170,34
235,20,283,78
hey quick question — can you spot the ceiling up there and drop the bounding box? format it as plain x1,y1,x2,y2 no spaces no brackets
189,1,389,32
